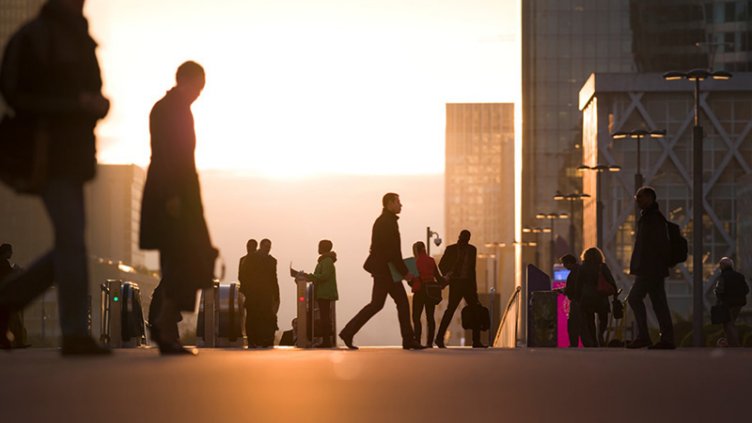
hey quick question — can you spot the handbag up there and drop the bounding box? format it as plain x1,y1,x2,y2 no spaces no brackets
596,270,617,296
424,282,442,305
0,115,48,194
711,303,731,324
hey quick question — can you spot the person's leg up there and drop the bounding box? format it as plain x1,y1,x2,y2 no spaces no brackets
148,281,165,342
425,301,436,347
627,276,651,343
41,180,90,339
386,277,416,344
436,282,463,346
568,301,581,347
412,291,425,345
723,306,741,347
646,278,674,345
597,310,609,347
340,277,389,339
244,305,256,347
0,253,54,347
459,280,483,346
317,299,333,347
580,307,597,347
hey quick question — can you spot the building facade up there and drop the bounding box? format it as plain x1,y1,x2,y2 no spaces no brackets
579,72,752,319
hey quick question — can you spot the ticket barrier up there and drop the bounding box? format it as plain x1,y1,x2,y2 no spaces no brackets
295,275,336,348
197,281,244,347
100,280,147,348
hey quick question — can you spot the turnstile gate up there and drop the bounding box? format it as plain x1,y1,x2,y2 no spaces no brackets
100,280,147,348
197,281,244,347
295,275,336,348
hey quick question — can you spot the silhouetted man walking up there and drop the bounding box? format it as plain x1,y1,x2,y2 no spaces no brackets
141,61,217,355
627,187,675,349
714,257,749,347
436,230,485,348
0,0,110,355
241,238,279,348
339,193,422,350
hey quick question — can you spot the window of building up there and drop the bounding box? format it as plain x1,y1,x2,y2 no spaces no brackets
725,1,736,22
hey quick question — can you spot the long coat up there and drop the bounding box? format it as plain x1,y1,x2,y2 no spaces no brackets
630,202,670,279
364,210,407,278
139,87,215,310
439,243,477,285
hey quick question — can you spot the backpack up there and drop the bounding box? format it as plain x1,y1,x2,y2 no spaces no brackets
666,220,688,267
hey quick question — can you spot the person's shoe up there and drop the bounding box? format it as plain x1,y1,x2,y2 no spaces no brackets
339,332,358,350
472,343,488,349
626,338,652,349
158,341,198,356
0,337,11,351
402,341,426,350
648,341,676,350
435,336,446,349
61,336,111,356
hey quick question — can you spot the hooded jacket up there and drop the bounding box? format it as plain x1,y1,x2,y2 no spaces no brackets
306,252,339,301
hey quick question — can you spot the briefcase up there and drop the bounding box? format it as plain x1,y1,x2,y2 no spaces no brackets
461,303,490,331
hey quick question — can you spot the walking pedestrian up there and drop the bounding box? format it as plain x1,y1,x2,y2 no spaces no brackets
238,239,257,282
560,254,581,348
626,187,675,349
0,0,111,355
0,244,28,348
141,61,218,355
241,239,279,348
713,257,749,347
575,248,618,347
435,230,485,348
339,193,423,350
411,241,443,348
300,240,338,348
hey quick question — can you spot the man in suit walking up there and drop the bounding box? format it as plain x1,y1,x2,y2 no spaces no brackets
339,193,423,350
435,230,485,348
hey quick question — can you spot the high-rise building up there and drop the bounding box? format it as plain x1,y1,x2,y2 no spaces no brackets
521,0,636,269
579,72,752,318
444,103,514,344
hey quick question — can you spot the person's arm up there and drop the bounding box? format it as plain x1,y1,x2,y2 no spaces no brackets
307,258,334,284
602,264,619,298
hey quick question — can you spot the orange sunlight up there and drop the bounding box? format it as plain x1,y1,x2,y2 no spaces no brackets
87,0,519,178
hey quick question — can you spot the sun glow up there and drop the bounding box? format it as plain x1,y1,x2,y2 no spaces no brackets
87,0,519,178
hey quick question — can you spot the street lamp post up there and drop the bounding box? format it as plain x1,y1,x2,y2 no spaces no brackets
426,227,442,256
577,164,621,248
553,192,591,255
611,129,666,221
663,68,732,347
535,212,569,271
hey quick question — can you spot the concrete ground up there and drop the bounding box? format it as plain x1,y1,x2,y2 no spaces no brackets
1,347,750,422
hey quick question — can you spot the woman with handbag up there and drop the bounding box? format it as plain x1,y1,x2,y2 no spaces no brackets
575,247,618,347
412,241,444,348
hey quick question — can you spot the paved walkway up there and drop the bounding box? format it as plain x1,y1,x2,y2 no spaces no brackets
1,347,750,422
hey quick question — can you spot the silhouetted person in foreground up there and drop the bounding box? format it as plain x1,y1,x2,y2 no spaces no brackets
627,187,675,349
141,61,218,355
339,193,423,350
560,254,581,348
238,239,257,282
714,257,749,347
279,318,297,346
436,230,485,348
412,241,443,348
575,247,617,347
300,240,339,348
0,0,110,355
241,238,279,348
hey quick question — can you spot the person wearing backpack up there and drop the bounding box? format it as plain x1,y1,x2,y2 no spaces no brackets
714,257,749,347
575,248,618,347
627,187,675,349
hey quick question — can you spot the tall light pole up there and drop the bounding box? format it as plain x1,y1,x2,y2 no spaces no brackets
577,164,621,248
663,68,732,347
535,212,569,271
611,129,666,221
553,192,591,255
426,227,442,256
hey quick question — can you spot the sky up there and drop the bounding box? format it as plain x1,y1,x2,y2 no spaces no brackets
79,0,521,344
86,0,521,178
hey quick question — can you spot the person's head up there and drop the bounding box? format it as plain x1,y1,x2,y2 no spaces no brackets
560,254,577,270
382,192,402,214
318,239,333,255
54,0,85,13
635,186,657,210
412,241,426,257
719,257,735,271
175,61,206,103
581,247,604,266
458,230,471,245
0,244,11,260
259,239,272,255
246,239,257,254
291,318,298,332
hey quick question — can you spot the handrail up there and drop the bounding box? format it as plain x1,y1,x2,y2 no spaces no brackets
493,285,522,348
